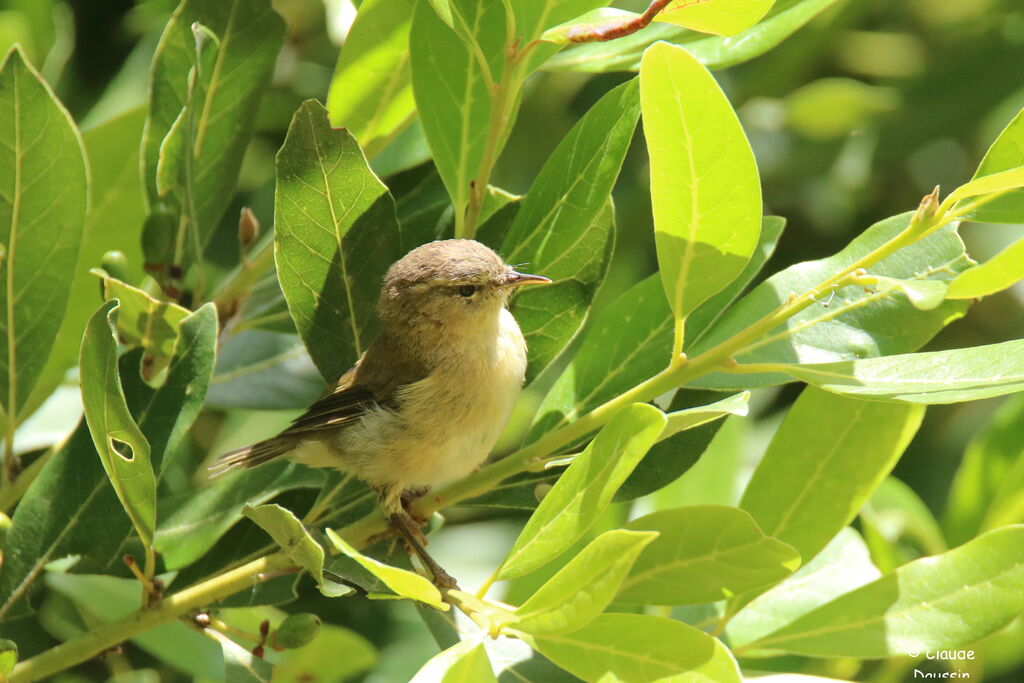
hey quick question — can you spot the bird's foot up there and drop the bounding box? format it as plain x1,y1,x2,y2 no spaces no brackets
389,512,459,590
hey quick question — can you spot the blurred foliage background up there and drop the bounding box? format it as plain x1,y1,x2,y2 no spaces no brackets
1,0,1022,680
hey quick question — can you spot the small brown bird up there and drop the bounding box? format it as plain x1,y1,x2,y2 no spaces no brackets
214,239,550,586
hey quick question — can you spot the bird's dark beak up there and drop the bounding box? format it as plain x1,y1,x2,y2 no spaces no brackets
504,271,552,288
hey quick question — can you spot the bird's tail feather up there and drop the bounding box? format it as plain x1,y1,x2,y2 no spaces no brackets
209,438,292,478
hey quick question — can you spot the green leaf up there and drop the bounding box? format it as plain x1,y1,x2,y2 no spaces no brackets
640,42,762,334
142,0,284,276
945,393,1024,545
515,529,657,634
662,391,749,439
531,216,782,439
80,301,156,546
155,462,323,570
0,305,216,619
325,528,446,609
210,630,273,683
522,613,741,683
24,106,147,420
410,641,497,683
740,525,1024,657
0,46,87,422
868,276,948,310
655,0,775,36
540,9,636,45
689,214,971,390
727,528,881,649
616,388,735,502
544,0,842,73
274,99,403,382
740,387,923,565
955,107,1024,223
0,638,16,675
92,268,191,362
616,506,799,605
946,234,1024,299
243,503,353,597
206,330,325,410
948,166,1024,204
777,339,1024,403
410,0,506,218
326,0,416,155
502,79,640,382
496,403,666,581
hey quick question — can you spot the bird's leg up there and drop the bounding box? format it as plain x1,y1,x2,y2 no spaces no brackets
389,511,459,590
400,486,431,526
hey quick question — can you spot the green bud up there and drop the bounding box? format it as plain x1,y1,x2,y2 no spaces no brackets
272,613,321,649
0,638,18,675
0,512,11,549
101,250,130,282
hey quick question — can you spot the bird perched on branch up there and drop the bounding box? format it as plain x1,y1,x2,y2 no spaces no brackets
213,239,550,587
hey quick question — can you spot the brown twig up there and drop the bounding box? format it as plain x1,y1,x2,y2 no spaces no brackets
566,0,672,43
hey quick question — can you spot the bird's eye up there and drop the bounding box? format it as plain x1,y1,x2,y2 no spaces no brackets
457,285,477,297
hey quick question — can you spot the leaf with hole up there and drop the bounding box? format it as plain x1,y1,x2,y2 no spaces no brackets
80,301,156,546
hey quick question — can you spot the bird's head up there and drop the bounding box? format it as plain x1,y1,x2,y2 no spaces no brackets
379,239,549,330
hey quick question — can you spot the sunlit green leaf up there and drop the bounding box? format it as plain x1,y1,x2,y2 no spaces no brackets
778,339,1024,403
0,46,87,423
689,214,971,390
410,641,496,683
740,525,1024,657
727,528,881,649
955,107,1024,223
662,391,749,439
515,529,656,634
522,613,741,682
496,403,666,581
740,387,923,564
655,0,775,37
502,79,639,382
617,506,799,605
274,99,403,382
92,268,191,362
544,0,841,73
640,41,761,335
325,528,446,609
142,0,284,278
946,235,1024,299
326,0,416,156
243,503,353,597
80,301,156,546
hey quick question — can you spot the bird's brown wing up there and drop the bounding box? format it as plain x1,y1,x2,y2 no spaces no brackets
210,366,392,475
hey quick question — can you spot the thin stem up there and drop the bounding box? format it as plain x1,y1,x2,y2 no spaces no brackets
9,553,292,683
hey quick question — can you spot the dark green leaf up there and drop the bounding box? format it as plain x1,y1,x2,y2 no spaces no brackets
80,301,156,546
617,506,800,605
0,46,87,422
206,330,325,410
25,106,147,419
689,214,971,390
740,387,924,565
274,99,402,382
142,0,284,276
410,0,506,218
503,79,639,382
0,305,216,619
